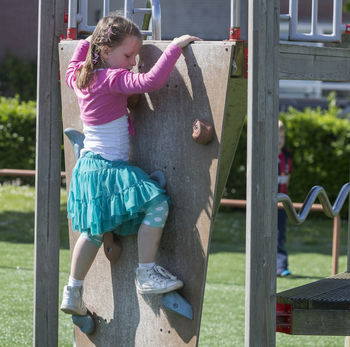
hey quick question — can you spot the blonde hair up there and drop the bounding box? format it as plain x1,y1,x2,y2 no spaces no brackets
76,15,142,90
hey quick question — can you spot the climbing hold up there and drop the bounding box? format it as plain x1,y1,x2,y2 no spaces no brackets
64,128,85,160
103,233,123,264
149,170,166,188
192,119,214,145
162,291,193,320
72,312,96,335
127,94,141,109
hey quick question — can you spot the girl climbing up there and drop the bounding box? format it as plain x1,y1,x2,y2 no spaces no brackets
60,14,200,316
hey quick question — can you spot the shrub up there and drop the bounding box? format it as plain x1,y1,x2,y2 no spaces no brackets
226,95,350,211
0,96,36,171
0,54,37,101
345,0,350,12
0,96,65,185
281,98,350,206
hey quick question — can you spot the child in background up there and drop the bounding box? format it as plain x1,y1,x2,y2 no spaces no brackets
60,14,201,316
277,120,292,277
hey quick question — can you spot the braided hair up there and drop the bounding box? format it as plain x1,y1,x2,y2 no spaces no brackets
76,15,142,90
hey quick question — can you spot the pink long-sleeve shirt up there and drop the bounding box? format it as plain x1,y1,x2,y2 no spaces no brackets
66,40,182,130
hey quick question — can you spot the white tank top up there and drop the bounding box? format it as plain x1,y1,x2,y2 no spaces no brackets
81,115,130,161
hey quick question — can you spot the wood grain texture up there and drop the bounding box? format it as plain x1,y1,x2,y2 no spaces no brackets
34,0,64,346
59,40,246,346
245,0,280,346
292,309,350,335
279,44,350,81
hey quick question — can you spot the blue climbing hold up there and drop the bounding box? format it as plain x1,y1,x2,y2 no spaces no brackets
162,291,193,320
72,313,96,335
64,128,85,160
149,170,166,188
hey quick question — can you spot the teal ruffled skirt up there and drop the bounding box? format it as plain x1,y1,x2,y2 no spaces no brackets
67,151,169,236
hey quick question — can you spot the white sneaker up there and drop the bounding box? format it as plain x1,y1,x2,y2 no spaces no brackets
136,265,183,295
60,285,87,316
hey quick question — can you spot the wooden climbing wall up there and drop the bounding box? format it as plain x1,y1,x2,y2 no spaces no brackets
59,40,246,346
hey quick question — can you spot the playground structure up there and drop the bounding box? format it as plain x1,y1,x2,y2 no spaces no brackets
34,0,350,347
275,184,350,334
280,0,345,42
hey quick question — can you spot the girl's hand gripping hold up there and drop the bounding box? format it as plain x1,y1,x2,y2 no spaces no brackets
172,35,202,48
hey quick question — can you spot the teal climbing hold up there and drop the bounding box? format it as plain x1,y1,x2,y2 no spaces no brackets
149,170,166,188
64,128,85,160
72,313,96,335
162,291,193,320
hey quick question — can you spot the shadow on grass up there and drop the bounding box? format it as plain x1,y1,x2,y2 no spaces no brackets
0,205,347,256
210,209,349,256
210,241,245,254
0,204,70,249
277,274,324,280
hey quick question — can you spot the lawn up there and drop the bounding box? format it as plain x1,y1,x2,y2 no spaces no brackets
0,183,348,346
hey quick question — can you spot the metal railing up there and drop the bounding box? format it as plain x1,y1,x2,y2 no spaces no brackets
278,183,350,225
66,0,93,37
278,183,350,275
220,197,343,275
124,0,161,40
67,0,161,40
222,183,350,276
280,0,345,42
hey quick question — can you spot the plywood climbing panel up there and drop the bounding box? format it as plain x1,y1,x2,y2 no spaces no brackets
59,40,246,346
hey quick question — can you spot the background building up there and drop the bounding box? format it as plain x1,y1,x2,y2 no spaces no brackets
2,0,350,63
1,0,350,107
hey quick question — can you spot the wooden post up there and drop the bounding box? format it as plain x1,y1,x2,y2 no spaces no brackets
245,0,280,346
34,0,64,346
332,216,341,276
346,175,350,347
348,172,350,272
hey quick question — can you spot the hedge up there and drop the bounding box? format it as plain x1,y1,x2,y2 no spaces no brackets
0,96,36,171
226,95,350,210
0,55,37,101
1,94,349,208
281,99,350,206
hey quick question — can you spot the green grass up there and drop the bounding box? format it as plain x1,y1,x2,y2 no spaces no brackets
0,183,348,346
0,183,72,346
0,183,70,247
0,242,73,346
